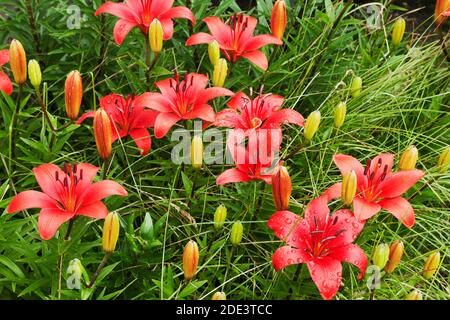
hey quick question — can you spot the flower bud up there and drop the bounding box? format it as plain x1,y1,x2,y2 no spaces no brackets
271,0,287,40
140,212,154,241
214,204,227,230
94,108,113,160
423,252,440,280
341,170,357,206
149,19,163,54
102,212,120,253
191,135,203,170
334,101,347,128
230,221,243,245
271,163,291,211
65,70,83,120
404,289,422,300
212,58,228,87
183,240,199,280
385,240,404,274
399,145,418,171
437,146,450,173
208,40,220,66
212,292,226,300
350,76,362,98
28,59,42,89
9,39,27,85
372,243,390,270
304,111,321,141
392,17,406,46
67,258,85,281
435,0,450,26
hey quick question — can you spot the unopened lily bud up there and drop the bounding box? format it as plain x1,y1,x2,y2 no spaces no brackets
208,40,220,66
372,243,390,270
183,240,199,280
341,170,357,206
191,135,203,169
385,240,404,274
423,252,440,280
65,71,83,120
392,17,406,46
214,204,227,230
149,19,163,53
334,101,347,128
404,289,422,300
437,147,450,173
102,212,120,253
9,39,27,85
212,58,228,87
140,212,154,241
271,163,291,211
230,221,243,245
28,59,42,89
94,108,113,160
350,76,362,98
399,145,418,171
304,111,321,141
271,0,287,40
435,0,450,26
212,292,226,300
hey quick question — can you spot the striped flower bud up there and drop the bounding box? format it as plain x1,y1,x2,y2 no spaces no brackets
271,0,287,40
214,204,227,230
392,17,406,46
149,19,163,53
304,111,321,141
372,243,390,270
341,170,357,206
28,59,42,89
93,108,113,160
191,135,203,170
271,163,291,211
423,252,440,280
230,221,243,245
437,146,450,173
334,101,347,128
212,292,227,300
65,71,83,120
183,240,199,280
435,0,450,26
102,212,120,253
208,40,220,66
399,145,418,171
385,240,404,274
404,289,422,300
350,76,362,98
212,58,228,87
9,39,27,85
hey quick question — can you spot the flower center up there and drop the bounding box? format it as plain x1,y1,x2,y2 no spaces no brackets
229,14,249,55
170,71,196,116
308,215,345,258
250,117,262,129
54,164,84,212
114,96,134,133
363,158,389,201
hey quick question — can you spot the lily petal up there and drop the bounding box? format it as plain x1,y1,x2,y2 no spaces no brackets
329,244,368,280
76,111,96,125
304,196,330,229
113,19,137,45
267,211,309,248
353,196,381,221
186,32,215,46
153,112,181,138
160,18,174,40
241,50,269,70
328,209,365,248
263,109,304,129
81,180,128,205
378,169,424,199
130,128,152,155
333,154,365,184
160,6,196,25
77,201,109,219
307,257,342,300
7,191,57,213
272,246,310,271
227,92,250,110
203,16,232,47
323,183,342,201
197,87,234,105
134,92,173,112
33,164,66,201
216,168,251,185
38,208,75,240
0,72,13,95
243,34,283,51
186,104,215,122
0,49,9,66
378,197,415,228
95,2,140,22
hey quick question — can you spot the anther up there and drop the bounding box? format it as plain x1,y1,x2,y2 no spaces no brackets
55,171,59,181
364,159,371,175
63,177,68,187
80,169,83,180
73,164,77,174
332,216,339,225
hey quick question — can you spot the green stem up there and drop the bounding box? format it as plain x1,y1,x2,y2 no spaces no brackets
64,217,76,241
9,84,23,176
87,253,111,288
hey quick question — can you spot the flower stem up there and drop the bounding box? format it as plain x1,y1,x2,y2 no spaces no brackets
369,287,376,300
25,0,42,56
64,217,76,241
8,84,23,176
87,253,111,288
284,137,305,160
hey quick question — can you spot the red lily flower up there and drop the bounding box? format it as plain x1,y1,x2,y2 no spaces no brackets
0,50,13,95
77,94,159,156
134,72,234,138
186,14,282,70
268,196,368,300
95,0,196,45
215,91,304,130
7,163,128,240
216,130,279,185
324,153,425,228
